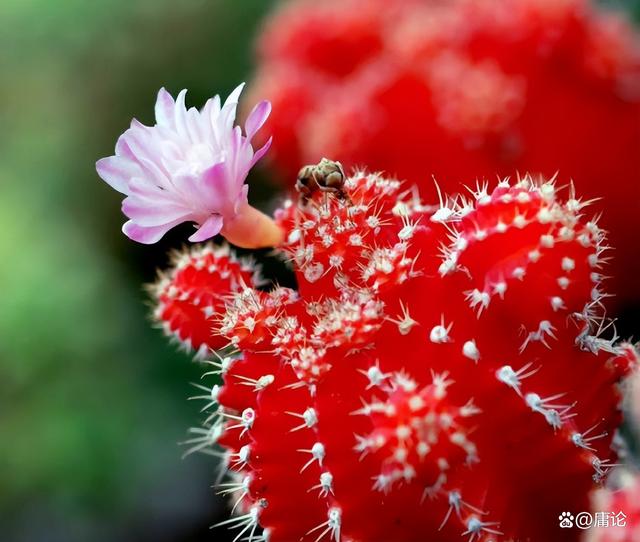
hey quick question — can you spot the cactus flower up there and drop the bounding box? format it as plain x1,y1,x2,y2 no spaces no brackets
96,85,280,247
153,168,638,542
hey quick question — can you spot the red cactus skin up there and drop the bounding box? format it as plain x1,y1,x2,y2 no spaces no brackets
247,0,640,303
586,472,640,542
150,245,260,358
154,171,638,542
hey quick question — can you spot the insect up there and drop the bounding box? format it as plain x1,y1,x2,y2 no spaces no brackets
296,158,350,205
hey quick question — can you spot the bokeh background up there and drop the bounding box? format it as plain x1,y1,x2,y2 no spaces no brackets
0,1,638,541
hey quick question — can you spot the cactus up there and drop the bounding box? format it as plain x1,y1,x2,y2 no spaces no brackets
247,0,640,302
151,245,262,357
153,169,638,542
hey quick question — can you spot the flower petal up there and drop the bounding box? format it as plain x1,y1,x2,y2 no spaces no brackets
188,214,224,242
121,124,160,165
96,156,139,194
200,161,246,218
123,219,183,244
219,83,245,130
235,184,249,214
122,196,192,227
155,88,176,128
127,177,177,205
245,100,271,140
169,89,188,141
224,83,245,110
250,136,273,168
173,171,215,211
115,135,137,160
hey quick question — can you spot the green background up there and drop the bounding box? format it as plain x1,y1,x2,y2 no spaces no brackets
0,1,637,541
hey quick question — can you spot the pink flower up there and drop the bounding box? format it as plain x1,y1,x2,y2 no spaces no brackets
96,84,272,244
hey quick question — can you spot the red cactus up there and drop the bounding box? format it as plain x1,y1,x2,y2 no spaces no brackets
154,170,637,541
247,0,640,303
587,472,640,542
151,245,260,357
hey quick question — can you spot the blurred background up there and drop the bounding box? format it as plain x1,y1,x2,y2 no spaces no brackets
0,1,638,541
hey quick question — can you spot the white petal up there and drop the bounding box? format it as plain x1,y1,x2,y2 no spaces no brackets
154,88,176,128
96,156,139,194
188,214,224,242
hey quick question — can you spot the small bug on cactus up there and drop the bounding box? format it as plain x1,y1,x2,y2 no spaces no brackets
153,165,639,542
296,158,349,205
